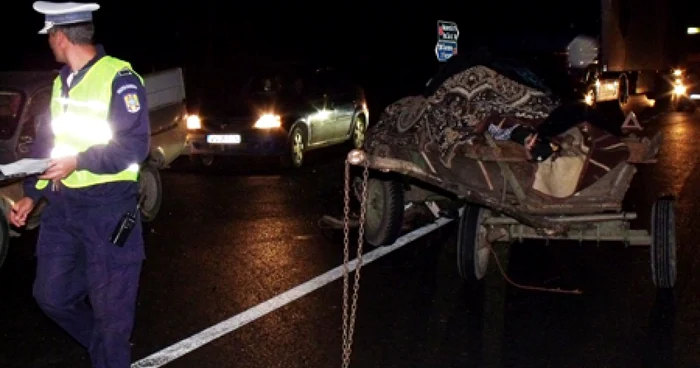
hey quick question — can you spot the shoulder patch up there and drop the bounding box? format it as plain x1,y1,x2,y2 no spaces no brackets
123,93,141,113
116,83,138,94
118,69,134,77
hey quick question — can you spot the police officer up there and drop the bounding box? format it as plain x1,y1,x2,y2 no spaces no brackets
8,2,151,367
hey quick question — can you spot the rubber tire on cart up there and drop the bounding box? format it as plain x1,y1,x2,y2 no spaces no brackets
0,214,9,269
457,204,490,282
363,177,404,247
138,164,162,223
650,196,677,288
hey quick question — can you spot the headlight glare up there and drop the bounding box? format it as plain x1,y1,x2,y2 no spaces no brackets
254,114,281,129
186,115,201,130
674,84,687,95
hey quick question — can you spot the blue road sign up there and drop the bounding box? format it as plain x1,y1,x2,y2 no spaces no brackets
437,20,460,42
435,40,458,62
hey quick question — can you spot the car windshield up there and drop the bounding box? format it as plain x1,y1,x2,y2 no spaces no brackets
0,91,23,126
243,73,304,101
191,69,309,117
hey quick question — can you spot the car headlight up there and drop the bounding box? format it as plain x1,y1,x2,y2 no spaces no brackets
253,114,281,129
674,84,687,95
584,90,595,105
186,114,201,130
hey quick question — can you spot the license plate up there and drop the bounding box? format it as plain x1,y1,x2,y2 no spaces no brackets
207,134,241,144
597,81,619,101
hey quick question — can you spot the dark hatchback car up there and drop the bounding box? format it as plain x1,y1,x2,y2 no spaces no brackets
185,67,369,168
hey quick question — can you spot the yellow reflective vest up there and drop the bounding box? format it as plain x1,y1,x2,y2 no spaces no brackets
36,56,142,190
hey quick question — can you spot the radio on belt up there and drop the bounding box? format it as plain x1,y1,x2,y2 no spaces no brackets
110,197,142,247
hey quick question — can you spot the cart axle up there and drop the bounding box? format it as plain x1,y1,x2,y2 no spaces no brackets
491,221,651,246
484,212,638,225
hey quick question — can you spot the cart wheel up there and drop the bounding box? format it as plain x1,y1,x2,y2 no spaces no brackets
650,196,677,288
457,205,490,282
138,164,163,223
363,177,404,247
0,214,9,270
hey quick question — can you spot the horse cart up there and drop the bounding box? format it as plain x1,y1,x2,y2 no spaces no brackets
335,62,675,290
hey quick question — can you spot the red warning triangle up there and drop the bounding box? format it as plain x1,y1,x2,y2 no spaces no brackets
621,112,643,130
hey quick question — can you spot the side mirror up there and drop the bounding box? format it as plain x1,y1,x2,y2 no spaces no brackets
567,35,599,69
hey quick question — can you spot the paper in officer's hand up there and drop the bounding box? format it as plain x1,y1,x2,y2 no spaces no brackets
0,158,52,178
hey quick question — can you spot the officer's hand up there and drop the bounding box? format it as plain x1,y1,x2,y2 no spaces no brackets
39,156,78,181
9,197,35,228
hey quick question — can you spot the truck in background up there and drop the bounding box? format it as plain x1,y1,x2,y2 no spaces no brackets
0,67,189,269
582,0,683,108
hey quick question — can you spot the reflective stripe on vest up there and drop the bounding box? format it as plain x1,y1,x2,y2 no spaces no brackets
36,56,144,190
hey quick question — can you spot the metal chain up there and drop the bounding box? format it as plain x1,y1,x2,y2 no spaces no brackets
341,156,369,368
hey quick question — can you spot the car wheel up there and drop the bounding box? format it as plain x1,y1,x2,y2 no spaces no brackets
352,116,367,149
200,154,214,167
138,164,163,223
618,76,629,109
288,126,306,168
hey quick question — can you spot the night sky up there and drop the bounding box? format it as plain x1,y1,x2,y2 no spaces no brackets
4,1,470,106
3,0,699,110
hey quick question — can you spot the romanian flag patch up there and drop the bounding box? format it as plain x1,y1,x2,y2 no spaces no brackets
123,93,141,113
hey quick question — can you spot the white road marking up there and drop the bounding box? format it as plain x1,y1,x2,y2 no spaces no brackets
131,216,455,368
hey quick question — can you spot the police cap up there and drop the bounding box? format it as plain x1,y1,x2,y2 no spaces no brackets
33,1,100,34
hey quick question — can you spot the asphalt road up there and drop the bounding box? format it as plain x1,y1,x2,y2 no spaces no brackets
1,104,699,368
